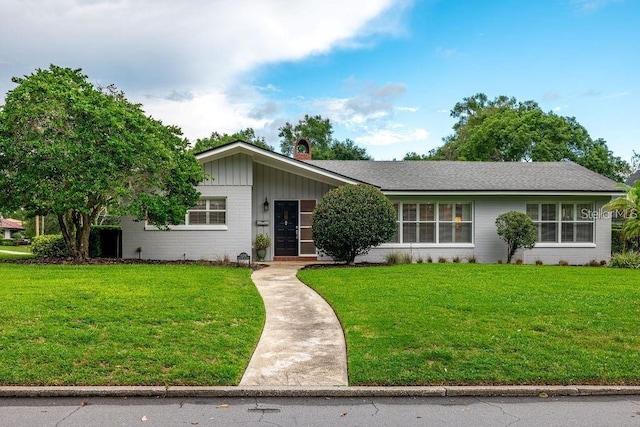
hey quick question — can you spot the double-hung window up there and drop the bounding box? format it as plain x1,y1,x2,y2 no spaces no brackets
526,202,594,244
187,198,226,225
390,202,473,244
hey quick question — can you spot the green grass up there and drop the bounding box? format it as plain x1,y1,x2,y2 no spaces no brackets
299,264,640,386
0,264,264,386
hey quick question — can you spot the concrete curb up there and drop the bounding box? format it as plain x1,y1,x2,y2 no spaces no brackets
1,385,639,398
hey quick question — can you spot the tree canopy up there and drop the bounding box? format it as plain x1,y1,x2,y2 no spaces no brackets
605,181,640,251
279,114,371,160
406,93,629,181
0,65,204,260
191,127,274,153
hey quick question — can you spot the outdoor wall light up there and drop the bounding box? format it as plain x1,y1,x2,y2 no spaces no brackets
263,197,270,212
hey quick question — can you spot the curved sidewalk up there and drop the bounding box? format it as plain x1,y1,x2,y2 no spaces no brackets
240,263,348,386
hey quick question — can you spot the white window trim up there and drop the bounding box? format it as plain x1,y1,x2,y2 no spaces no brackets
526,201,595,246
380,201,474,247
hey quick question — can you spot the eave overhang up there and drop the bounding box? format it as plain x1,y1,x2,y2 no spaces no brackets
195,141,367,188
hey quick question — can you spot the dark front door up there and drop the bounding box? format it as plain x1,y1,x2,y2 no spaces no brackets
275,201,298,256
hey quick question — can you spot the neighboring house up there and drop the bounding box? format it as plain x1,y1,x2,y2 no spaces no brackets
1,218,25,240
626,170,640,186
121,139,622,264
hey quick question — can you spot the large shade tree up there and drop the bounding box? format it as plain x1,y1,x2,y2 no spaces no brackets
191,128,274,153
279,114,371,160
0,65,204,260
406,93,629,181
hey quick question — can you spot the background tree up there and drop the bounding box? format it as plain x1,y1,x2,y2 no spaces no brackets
279,114,371,160
604,181,640,252
279,114,333,157
312,184,396,265
191,127,273,153
495,211,537,264
407,93,629,181
0,65,204,260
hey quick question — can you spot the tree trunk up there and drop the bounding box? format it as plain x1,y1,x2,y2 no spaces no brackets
57,210,93,261
507,244,516,264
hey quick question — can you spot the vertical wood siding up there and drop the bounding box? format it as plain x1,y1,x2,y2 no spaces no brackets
251,162,335,260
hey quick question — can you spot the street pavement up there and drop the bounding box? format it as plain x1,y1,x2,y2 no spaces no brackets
1,395,640,426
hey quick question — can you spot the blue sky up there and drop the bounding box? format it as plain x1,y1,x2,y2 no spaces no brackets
1,0,637,162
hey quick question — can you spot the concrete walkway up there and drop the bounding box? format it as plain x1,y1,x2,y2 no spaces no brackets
240,263,348,386
0,250,28,255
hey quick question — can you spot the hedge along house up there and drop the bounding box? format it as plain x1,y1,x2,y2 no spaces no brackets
120,139,621,264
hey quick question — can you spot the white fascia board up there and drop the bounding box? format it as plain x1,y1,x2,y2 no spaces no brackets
196,141,362,187
382,190,625,197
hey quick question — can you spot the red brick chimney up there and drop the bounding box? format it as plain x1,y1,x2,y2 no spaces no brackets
293,137,311,161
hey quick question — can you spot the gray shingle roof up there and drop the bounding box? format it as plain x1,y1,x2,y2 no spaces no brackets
626,170,640,186
305,160,619,192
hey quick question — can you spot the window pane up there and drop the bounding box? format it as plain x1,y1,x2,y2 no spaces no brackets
526,204,538,220
420,204,435,221
403,204,417,221
561,223,574,242
540,223,557,242
439,204,453,222
300,213,313,227
439,223,453,243
210,212,226,225
577,203,593,221
189,211,207,224
191,200,207,211
541,204,556,221
575,223,594,242
210,199,226,210
455,223,472,243
403,223,417,243
300,242,317,255
561,204,574,221
300,200,316,212
455,203,471,221
418,223,435,243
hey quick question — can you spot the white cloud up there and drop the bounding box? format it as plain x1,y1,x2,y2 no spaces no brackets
354,127,429,146
0,0,409,141
310,81,408,128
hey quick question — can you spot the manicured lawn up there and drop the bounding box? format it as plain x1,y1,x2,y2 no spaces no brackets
299,264,640,386
0,264,264,386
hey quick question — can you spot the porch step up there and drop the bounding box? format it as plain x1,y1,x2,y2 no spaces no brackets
272,256,318,262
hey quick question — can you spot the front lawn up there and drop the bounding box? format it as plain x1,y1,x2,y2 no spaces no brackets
299,264,640,386
0,264,264,385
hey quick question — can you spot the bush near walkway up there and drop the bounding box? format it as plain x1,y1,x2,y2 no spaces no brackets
299,264,640,386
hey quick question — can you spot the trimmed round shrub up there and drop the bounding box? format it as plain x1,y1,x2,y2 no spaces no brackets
312,184,396,264
31,234,69,258
495,211,537,264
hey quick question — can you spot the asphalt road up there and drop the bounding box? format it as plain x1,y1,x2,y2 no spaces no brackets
1,395,640,426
